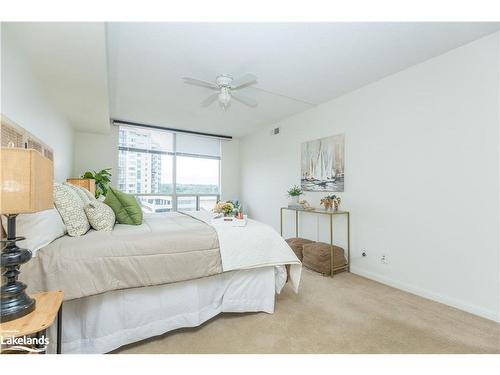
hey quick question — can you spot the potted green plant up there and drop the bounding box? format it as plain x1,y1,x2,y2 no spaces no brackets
81,168,112,198
287,185,303,204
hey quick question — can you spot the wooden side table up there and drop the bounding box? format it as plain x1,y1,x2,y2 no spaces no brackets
0,291,63,354
280,207,350,277
66,178,96,196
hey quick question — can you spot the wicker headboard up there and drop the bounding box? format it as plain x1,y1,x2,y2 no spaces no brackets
1,115,54,161
1,115,55,239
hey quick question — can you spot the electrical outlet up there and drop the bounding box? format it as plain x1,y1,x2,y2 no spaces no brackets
381,255,389,264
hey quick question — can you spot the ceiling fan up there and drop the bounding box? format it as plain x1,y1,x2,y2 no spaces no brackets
182,73,258,109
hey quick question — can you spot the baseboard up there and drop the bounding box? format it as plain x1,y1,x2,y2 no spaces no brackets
350,265,499,323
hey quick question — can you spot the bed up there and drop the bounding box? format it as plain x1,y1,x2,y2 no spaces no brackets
20,211,301,354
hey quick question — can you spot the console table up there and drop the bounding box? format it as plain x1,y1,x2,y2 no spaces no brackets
280,207,350,277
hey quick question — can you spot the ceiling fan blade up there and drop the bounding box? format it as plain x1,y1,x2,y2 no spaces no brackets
230,73,257,89
232,92,258,108
200,93,219,107
182,77,219,90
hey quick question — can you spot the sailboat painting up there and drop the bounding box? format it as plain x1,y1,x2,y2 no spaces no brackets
301,134,345,192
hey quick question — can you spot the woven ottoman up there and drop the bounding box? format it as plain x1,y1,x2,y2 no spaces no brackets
302,242,347,275
285,237,315,260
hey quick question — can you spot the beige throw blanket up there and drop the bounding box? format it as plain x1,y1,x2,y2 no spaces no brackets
22,212,222,300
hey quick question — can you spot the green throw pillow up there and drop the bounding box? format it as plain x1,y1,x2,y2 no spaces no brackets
104,187,143,225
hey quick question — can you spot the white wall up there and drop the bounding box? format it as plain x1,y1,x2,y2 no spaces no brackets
73,129,240,199
1,24,74,181
240,33,500,321
73,127,118,184
220,138,240,201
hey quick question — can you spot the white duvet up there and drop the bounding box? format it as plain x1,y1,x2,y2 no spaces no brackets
48,212,301,353
187,211,302,292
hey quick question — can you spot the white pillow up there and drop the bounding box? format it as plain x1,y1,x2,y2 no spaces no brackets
53,182,90,236
1,208,67,256
76,185,96,201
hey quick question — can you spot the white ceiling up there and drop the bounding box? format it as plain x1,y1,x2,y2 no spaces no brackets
107,22,500,137
4,23,500,137
2,22,110,133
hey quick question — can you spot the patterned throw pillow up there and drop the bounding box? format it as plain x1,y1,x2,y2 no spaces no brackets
53,182,90,236
64,183,93,205
84,201,116,231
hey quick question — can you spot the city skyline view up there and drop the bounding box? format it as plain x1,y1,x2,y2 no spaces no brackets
118,126,220,212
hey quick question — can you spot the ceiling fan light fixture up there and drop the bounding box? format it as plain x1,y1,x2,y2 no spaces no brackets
183,73,258,109
216,75,233,87
218,88,231,108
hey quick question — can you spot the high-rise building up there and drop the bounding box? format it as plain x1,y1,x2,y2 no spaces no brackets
118,125,220,213
118,127,162,196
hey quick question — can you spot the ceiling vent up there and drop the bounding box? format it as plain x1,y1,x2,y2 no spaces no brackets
271,127,280,135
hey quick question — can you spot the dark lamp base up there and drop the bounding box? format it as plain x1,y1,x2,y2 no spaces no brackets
1,214,36,322
1,292,35,322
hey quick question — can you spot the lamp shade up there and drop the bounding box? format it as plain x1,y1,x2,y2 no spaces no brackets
0,147,53,214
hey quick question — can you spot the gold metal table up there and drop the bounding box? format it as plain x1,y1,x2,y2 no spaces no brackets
280,207,350,277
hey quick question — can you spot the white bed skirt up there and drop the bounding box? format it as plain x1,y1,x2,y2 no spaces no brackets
49,266,286,354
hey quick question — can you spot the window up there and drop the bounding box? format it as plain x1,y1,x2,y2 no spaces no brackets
176,156,220,194
118,125,221,213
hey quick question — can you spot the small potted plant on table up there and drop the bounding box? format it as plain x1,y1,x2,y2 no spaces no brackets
287,185,303,207
81,168,112,198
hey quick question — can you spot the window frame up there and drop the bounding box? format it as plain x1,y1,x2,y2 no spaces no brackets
118,126,221,212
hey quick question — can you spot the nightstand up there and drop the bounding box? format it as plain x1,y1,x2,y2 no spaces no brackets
0,290,63,354
66,178,96,196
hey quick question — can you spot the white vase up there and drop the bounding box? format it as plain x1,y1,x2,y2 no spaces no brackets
290,196,299,204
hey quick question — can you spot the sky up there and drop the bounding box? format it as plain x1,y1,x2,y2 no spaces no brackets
130,127,219,186
161,155,219,185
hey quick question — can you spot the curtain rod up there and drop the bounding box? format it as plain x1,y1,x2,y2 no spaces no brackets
111,119,233,140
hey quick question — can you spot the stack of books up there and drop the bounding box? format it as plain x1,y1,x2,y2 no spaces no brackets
212,214,248,227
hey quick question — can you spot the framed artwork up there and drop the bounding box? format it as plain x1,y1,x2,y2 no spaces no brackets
301,134,344,192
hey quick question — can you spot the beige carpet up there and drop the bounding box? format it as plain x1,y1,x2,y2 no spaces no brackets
114,269,500,354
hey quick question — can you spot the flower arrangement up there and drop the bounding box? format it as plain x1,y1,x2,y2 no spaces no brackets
320,195,341,211
214,200,241,217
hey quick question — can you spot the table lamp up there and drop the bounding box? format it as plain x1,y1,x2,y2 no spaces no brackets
1,146,53,322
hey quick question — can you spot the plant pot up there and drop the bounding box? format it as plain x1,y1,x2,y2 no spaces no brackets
290,196,299,204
